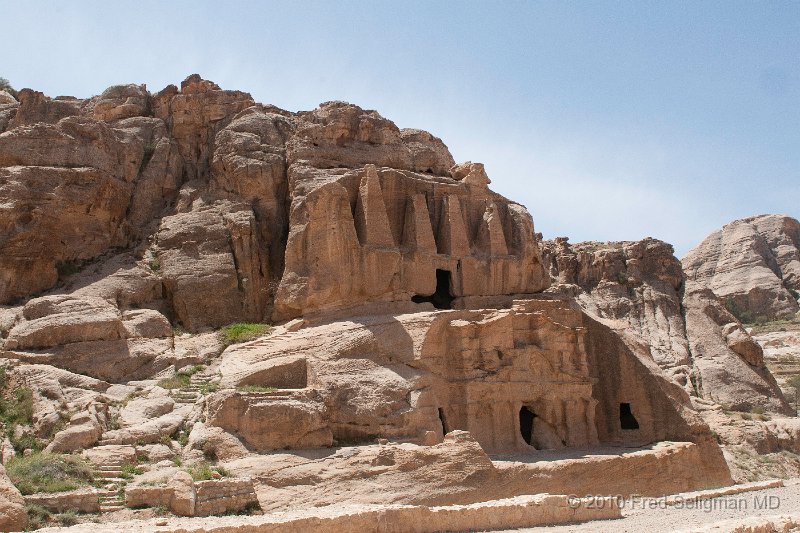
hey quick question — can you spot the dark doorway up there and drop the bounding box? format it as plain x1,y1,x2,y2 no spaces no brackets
438,407,449,434
412,269,454,310
619,403,639,430
519,406,537,445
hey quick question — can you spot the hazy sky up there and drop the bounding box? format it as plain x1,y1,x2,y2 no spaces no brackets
2,1,798,256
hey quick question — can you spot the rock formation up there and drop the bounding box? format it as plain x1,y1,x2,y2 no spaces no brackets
541,237,792,414
683,215,800,321
0,74,795,531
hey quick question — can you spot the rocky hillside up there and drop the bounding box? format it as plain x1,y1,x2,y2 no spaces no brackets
0,75,795,530
683,214,800,322
541,237,791,414
0,75,547,330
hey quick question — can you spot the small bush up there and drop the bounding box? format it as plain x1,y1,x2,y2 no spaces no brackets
0,387,34,427
199,382,220,395
0,385,39,453
219,323,271,346
236,385,277,393
0,77,17,99
56,510,78,526
120,463,143,480
186,461,228,481
750,406,766,415
616,271,628,285
158,365,203,389
25,503,52,530
7,453,94,495
149,258,161,272
157,374,190,390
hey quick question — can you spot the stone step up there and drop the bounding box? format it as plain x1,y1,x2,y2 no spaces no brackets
100,505,124,512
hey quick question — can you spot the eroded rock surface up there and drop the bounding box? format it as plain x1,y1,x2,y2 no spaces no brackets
683,215,800,321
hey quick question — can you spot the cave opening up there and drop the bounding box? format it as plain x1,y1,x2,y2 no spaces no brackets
619,402,640,430
519,406,537,446
438,407,449,434
412,269,454,310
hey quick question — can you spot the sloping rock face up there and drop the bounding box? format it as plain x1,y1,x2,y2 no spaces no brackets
541,237,791,414
682,215,800,321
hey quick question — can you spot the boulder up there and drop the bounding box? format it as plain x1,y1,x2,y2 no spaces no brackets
186,423,250,461
5,296,124,350
119,396,175,427
0,464,26,531
206,390,332,451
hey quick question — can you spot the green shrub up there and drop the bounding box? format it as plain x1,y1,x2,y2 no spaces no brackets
120,463,143,480
219,323,271,346
750,406,765,415
0,387,34,427
0,77,17,99
25,503,52,530
186,461,228,481
0,385,39,453
7,453,94,495
158,365,204,390
149,258,161,272
157,374,190,390
199,382,220,395
55,510,78,526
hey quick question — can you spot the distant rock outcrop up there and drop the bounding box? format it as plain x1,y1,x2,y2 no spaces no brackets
682,215,800,322
541,236,792,414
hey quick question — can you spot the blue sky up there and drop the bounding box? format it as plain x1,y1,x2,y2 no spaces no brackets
2,1,798,256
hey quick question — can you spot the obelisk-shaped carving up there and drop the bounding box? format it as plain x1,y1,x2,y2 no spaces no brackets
437,195,470,256
475,202,508,256
354,165,394,247
402,194,436,254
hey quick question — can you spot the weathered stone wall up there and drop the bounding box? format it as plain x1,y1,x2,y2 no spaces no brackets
24,487,100,514
125,476,257,517
194,478,258,517
39,493,621,533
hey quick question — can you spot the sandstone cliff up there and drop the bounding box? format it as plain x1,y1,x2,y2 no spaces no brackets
541,237,791,414
7,75,795,529
683,214,800,321
0,77,548,332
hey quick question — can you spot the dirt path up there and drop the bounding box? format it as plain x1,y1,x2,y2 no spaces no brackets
505,480,800,532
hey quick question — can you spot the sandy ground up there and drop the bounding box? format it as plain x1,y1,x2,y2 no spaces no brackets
504,479,800,532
